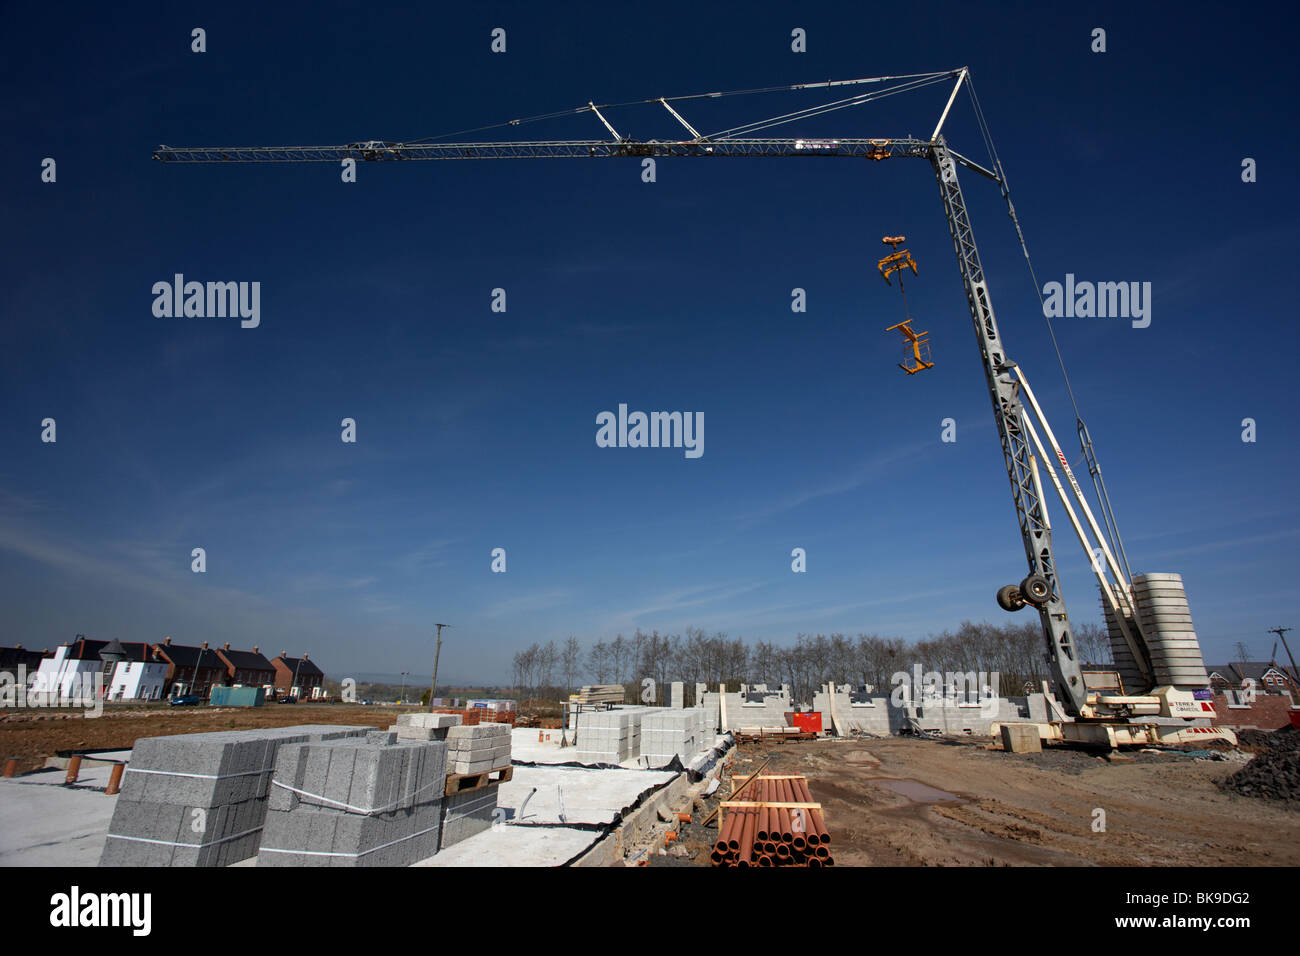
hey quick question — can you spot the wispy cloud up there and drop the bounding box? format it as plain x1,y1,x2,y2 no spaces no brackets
481,588,575,619
1144,527,1300,561
735,440,933,528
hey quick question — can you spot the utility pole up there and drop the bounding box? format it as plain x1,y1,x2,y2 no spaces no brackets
1268,627,1298,694
428,624,450,711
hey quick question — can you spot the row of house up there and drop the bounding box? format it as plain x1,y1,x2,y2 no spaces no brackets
1,636,325,702
1205,661,1297,696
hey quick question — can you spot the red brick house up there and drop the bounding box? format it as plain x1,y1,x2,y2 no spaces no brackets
214,643,276,688
151,638,229,699
270,652,325,698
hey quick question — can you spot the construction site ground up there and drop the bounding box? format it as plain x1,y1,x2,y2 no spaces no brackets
0,704,400,774
662,736,1300,867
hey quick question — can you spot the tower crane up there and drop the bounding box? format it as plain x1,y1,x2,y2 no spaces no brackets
154,68,1232,746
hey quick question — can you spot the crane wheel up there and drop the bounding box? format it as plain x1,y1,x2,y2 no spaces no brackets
996,585,1025,612
1019,574,1052,607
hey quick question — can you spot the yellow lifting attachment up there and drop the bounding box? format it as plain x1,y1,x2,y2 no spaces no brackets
878,235,933,374
877,236,918,285
885,320,935,375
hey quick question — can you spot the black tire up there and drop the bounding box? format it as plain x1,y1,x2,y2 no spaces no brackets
1019,574,1052,607
996,584,1025,612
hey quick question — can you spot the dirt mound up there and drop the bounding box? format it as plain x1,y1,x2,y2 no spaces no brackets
1221,730,1300,804
1235,726,1296,754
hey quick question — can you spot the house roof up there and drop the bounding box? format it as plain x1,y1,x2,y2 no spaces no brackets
274,655,324,678
53,638,159,664
153,643,226,669
1207,662,1296,684
0,645,49,668
217,648,275,672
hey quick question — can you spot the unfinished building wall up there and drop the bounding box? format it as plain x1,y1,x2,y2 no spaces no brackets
813,684,892,735
701,684,793,733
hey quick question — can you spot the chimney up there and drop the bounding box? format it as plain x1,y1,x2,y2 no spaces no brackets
201,641,209,650
253,646,259,654
281,651,287,659
164,637,172,646
223,642,231,651
303,653,309,660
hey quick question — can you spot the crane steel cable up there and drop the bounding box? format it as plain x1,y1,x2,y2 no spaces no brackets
401,70,956,145
965,78,1081,421
706,74,952,139
965,75,1134,581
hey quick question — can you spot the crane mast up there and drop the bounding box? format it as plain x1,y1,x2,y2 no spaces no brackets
928,142,1086,714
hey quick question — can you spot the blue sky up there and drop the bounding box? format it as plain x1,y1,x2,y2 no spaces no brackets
2,2,1296,684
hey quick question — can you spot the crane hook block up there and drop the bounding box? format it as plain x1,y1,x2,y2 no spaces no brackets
877,236,918,286
885,320,935,375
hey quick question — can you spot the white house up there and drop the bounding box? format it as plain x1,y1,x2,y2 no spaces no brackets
26,643,106,703
106,657,168,701
27,637,170,703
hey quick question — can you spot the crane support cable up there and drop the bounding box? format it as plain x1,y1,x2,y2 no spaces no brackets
965,79,1078,413
707,74,951,139
401,70,958,146
963,75,1134,580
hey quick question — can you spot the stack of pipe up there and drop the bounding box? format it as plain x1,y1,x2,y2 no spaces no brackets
710,775,833,867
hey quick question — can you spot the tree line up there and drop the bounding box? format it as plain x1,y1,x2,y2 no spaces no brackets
511,620,1113,706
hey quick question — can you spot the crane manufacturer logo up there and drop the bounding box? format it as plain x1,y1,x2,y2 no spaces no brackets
1041,274,1151,328
596,404,704,459
151,275,261,328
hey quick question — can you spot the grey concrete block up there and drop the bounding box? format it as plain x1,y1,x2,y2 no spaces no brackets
1001,723,1042,753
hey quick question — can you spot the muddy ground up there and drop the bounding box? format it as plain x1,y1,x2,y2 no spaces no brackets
667,735,1300,867
0,704,402,773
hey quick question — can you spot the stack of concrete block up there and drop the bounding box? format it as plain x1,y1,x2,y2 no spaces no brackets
258,736,447,867
445,723,511,775
640,707,711,764
439,784,499,849
99,725,369,867
392,712,462,741
692,706,713,752
575,708,646,763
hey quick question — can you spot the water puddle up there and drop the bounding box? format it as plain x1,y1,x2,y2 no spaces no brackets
869,777,964,804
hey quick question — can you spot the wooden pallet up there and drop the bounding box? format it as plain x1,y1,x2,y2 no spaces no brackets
444,765,513,796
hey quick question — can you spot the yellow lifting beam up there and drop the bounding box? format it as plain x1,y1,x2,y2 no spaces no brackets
878,235,933,374
885,320,935,375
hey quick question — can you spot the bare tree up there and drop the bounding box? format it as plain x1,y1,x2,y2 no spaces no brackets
562,636,581,694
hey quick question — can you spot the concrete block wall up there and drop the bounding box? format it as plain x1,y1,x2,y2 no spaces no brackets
100,724,370,867
575,707,651,763
445,723,511,775
258,737,447,867
813,685,892,734
907,696,1027,735
439,783,499,849
809,684,1034,737
701,685,792,733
